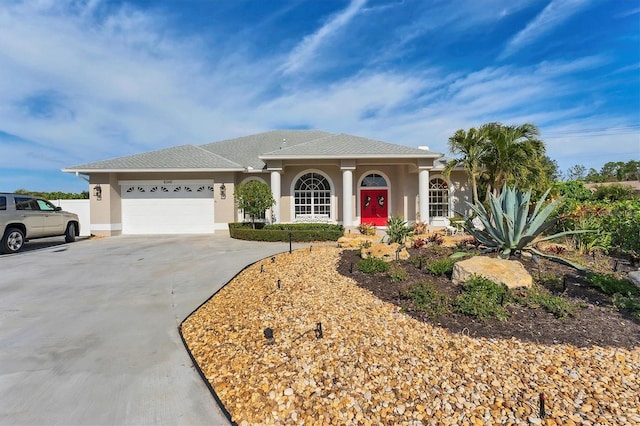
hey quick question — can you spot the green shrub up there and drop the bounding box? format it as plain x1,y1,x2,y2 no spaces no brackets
513,286,578,319
228,223,343,242
426,245,453,257
408,254,426,268
556,199,640,256
358,222,376,235
455,275,510,321
592,184,639,202
265,223,344,232
404,281,450,318
602,200,640,255
612,293,640,318
571,215,612,255
537,273,562,287
385,216,413,244
228,222,266,229
586,272,639,296
387,264,409,282
553,181,593,202
357,257,390,274
427,258,456,276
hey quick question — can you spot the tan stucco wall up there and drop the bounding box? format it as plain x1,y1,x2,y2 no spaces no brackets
86,161,471,234
89,173,122,236
277,160,427,224
446,170,472,217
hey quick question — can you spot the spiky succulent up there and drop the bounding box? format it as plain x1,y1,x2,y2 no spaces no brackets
464,187,589,269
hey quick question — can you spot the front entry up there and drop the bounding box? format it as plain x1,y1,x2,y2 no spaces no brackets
360,189,388,226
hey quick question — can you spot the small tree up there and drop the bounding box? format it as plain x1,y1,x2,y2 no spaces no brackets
233,180,275,228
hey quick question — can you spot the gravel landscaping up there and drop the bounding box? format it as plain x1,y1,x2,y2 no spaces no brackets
181,246,639,425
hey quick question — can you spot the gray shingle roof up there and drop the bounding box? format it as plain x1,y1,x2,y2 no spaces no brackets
200,130,334,170
64,145,242,171
63,130,443,173
260,133,441,159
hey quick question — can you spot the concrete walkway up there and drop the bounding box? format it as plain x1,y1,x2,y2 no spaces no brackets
0,234,298,425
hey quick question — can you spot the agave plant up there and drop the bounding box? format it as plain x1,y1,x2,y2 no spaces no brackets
464,187,589,270
384,215,413,244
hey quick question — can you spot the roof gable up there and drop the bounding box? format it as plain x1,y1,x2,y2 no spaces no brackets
199,130,334,170
260,133,441,159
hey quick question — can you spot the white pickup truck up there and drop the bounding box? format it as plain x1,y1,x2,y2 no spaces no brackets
0,193,80,254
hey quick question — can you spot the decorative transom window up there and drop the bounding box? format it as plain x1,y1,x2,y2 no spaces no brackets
361,173,387,187
429,178,449,217
123,184,213,194
294,173,331,218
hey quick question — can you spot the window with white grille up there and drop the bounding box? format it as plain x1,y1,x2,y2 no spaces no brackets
294,173,331,218
429,178,449,217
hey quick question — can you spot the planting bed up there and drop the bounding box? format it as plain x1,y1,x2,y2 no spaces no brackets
338,247,640,348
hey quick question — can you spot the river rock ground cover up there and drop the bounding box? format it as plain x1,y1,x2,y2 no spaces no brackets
181,246,639,425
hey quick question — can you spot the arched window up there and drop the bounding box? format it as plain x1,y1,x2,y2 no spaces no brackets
294,173,331,218
429,178,449,217
361,173,387,187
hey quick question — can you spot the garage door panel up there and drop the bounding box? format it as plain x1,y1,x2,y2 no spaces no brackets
121,181,215,234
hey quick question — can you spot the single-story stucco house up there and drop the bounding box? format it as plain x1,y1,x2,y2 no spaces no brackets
63,130,471,236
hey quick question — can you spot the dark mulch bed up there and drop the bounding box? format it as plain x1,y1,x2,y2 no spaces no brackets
337,247,640,348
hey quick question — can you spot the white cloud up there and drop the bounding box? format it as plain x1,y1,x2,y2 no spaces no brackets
0,0,635,192
501,0,594,58
280,0,367,75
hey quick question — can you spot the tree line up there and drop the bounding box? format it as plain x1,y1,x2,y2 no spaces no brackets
566,161,639,183
13,189,89,200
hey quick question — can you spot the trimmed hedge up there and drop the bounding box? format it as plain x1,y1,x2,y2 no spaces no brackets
228,222,344,242
228,222,266,230
265,223,343,232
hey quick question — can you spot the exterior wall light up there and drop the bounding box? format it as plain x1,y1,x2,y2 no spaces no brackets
220,183,226,199
93,184,102,201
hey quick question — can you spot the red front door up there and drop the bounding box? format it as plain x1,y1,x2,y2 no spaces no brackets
361,189,388,226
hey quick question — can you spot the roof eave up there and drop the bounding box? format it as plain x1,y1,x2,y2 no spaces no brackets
62,167,245,173
259,153,442,160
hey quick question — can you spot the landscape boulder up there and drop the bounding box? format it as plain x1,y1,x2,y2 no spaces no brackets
337,234,378,249
628,271,640,291
361,242,409,262
452,256,532,289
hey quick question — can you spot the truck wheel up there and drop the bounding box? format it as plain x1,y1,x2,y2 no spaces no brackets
2,228,25,254
65,223,76,243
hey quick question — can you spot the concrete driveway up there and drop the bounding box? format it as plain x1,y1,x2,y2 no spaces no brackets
0,234,297,425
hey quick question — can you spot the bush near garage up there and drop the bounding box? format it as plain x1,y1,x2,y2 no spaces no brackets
228,222,344,242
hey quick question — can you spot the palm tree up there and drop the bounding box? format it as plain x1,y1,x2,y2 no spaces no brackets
481,122,546,195
443,127,488,205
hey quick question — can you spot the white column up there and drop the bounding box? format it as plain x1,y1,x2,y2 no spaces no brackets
418,169,429,224
342,169,353,227
270,171,281,223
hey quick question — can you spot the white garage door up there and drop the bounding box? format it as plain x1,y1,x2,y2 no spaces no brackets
120,180,215,234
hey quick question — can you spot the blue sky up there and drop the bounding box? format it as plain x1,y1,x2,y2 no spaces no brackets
0,0,638,192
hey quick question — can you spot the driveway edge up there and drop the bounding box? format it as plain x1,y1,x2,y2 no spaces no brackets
178,252,287,426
